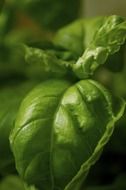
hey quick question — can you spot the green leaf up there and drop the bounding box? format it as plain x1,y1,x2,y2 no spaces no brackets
0,82,36,175
21,16,126,80
22,44,74,78
54,17,105,57
0,175,38,190
0,175,25,190
10,79,125,190
72,16,126,78
105,43,126,72
54,16,126,79
0,88,22,174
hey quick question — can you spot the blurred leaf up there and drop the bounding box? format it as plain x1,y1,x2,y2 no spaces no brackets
0,175,25,190
0,0,4,12
0,81,36,175
114,173,126,188
0,175,38,190
21,43,75,79
105,44,126,72
10,0,81,30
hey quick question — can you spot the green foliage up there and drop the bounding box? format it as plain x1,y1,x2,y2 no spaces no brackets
0,174,37,190
10,79,125,190
10,0,81,30
0,9,126,190
0,175,25,190
0,82,36,176
22,44,72,78
54,16,126,78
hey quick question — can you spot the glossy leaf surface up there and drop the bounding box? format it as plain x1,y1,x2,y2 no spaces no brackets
10,79,125,190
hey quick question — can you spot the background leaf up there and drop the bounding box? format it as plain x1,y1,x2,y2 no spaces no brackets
0,175,25,190
0,81,36,176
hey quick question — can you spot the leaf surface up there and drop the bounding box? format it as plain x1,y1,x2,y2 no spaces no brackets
54,16,126,78
10,79,125,190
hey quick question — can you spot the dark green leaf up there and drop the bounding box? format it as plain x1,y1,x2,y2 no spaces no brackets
0,82,36,175
105,43,126,72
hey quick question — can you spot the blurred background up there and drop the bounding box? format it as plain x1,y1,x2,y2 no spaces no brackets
84,0,126,17
0,0,126,189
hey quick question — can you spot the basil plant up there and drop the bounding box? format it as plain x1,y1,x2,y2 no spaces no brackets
10,15,126,190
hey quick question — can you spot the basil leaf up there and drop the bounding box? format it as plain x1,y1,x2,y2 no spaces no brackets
22,16,126,79
22,44,73,78
54,16,126,79
10,79,125,190
105,43,126,72
72,16,126,78
54,17,105,57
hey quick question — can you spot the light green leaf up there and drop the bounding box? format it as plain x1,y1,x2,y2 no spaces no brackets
0,175,38,190
72,16,126,78
54,16,126,79
22,44,73,78
22,16,126,79
10,79,125,190
54,17,105,57
0,175,25,190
